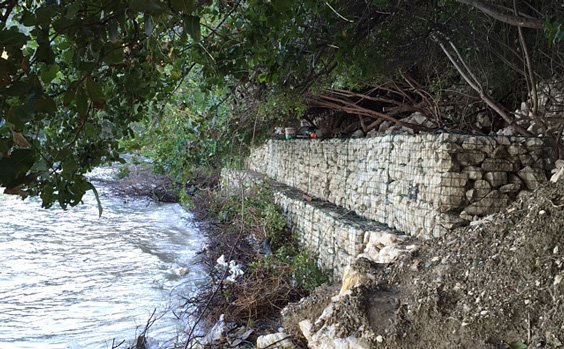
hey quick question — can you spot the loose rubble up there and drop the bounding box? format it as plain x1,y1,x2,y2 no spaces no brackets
284,180,564,348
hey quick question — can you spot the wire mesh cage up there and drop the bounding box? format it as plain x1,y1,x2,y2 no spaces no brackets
248,133,555,239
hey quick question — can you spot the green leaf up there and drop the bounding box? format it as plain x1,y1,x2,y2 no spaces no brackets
66,2,81,18
0,57,17,75
508,341,527,349
7,104,33,129
183,15,201,42
53,148,71,162
0,140,7,156
171,0,195,14
103,47,124,65
32,94,57,113
170,70,182,79
4,81,30,97
0,27,29,48
64,157,78,172
76,86,88,117
52,18,75,32
40,184,55,208
0,149,36,186
63,87,76,106
35,6,56,24
32,158,49,172
40,64,59,84
258,73,268,83
108,20,120,43
85,78,106,107
6,107,24,129
273,0,292,13
35,42,56,64
28,74,42,89
63,48,75,64
130,0,164,13
84,181,103,217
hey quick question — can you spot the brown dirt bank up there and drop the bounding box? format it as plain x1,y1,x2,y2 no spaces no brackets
91,163,218,203
286,181,564,348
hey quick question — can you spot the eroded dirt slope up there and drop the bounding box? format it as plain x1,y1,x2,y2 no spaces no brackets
390,180,564,347
286,181,564,348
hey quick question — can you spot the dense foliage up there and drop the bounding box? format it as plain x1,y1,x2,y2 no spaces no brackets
0,0,205,211
1,0,563,210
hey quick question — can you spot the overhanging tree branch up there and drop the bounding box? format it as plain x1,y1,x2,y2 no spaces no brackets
455,0,543,29
433,33,533,136
513,0,545,134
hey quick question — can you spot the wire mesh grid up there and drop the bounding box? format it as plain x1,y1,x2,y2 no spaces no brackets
248,133,555,238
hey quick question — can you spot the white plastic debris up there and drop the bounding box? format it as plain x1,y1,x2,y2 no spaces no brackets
226,260,245,283
216,255,227,268
216,255,244,282
203,314,227,345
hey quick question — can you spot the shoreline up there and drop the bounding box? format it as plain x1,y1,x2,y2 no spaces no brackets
103,161,312,347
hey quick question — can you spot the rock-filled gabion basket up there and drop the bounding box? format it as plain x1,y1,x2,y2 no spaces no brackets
247,133,555,238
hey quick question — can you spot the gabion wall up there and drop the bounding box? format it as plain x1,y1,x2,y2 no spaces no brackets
221,169,402,278
247,133,554,238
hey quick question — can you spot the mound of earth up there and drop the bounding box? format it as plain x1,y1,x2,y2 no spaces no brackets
285,181,564,348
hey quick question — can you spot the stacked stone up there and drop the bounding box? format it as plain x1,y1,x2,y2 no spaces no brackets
220,168,399,278
273,186,394,279
247,133,554,239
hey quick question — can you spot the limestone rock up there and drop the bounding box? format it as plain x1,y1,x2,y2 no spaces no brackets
435,141,462,154
525,137,544,150
257,333,295,349
551,167,564,183
508,174,524,187
518,166,548,190
361,231,415,264
465,190,510,216
491,145,510,159
434,156,460,172
462,166,483,180
508,143,527,156
438,186,466,211
436,172,469,187
461,137,496,154
484,172,508,187
338,257,379,296
299,319,372,349
519,153,536,167
366,128,378,138
499,183,521,194
474,179,492,190
457,151,486,166
466,180,491,202
459,210,474,221
438,213,467,230
351,130,364,138
481,158,514,172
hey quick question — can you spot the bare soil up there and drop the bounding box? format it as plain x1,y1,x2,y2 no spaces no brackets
284,181,564,348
